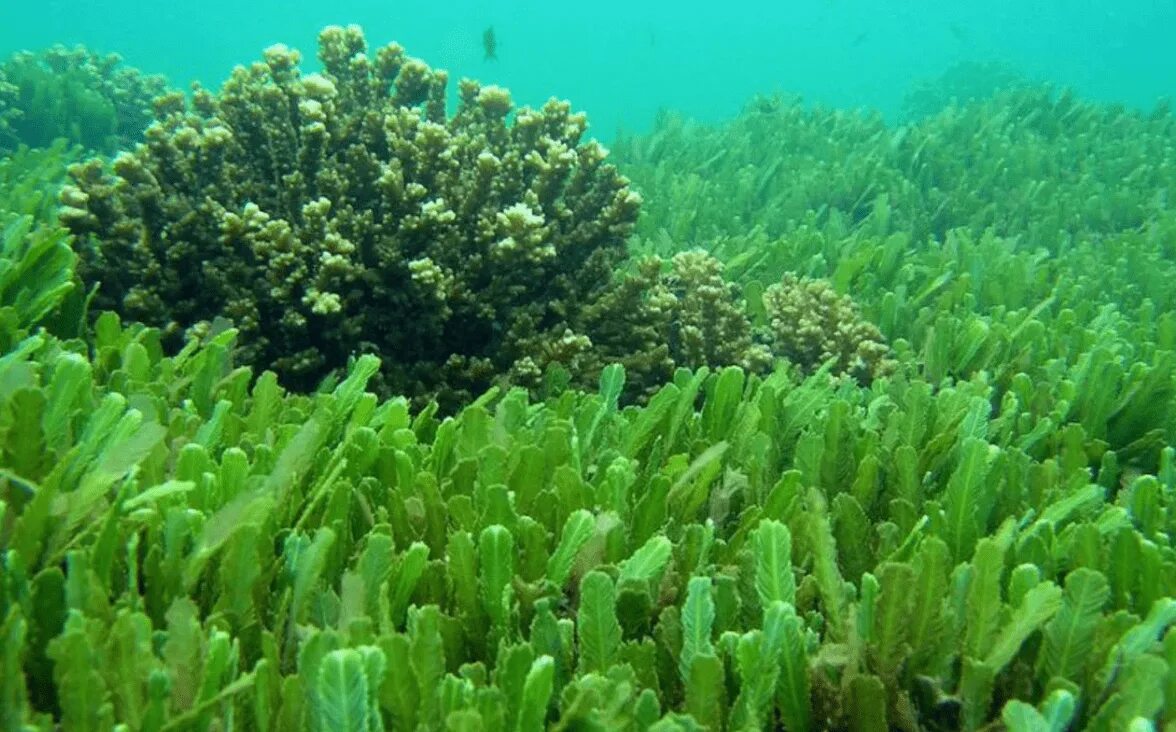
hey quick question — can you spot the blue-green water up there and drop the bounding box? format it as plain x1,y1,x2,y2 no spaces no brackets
2,0,1173,136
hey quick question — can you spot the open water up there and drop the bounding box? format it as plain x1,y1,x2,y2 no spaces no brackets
1,0,1173,137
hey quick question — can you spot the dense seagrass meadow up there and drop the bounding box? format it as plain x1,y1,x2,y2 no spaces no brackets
3,24,1176,731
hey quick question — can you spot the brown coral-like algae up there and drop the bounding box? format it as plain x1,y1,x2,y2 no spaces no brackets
662,250,773,374
762,272,895,383
579,250,774,402
60,25,641,407
581,251,886,401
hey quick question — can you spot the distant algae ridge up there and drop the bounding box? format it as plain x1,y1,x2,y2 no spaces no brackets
0,44,169,154
59,25,892,406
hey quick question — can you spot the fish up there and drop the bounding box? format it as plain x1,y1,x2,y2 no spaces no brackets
483,26,497,61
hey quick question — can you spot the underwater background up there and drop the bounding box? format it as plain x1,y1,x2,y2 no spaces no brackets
5,0,1176,730
2,0,1174,136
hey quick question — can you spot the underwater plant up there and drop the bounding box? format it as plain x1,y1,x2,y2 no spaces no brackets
0,140,79,349
616,85,1176,247
0,44,169,154
0,139,77,224
0,311,1173,729
762,272,895,384
60,25,642,409
620,87,1176,466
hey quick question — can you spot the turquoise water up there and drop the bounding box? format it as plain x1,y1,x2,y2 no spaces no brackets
2,0,1173,136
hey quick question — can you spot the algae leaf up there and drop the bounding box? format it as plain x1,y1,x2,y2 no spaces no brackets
1093,597,1176,700
775,601,812,732
732,601,789,728
42,351,91,452
679,576,716,682
805,498,849,641
1088,653,1167,731
1039,567,1109,684
547,509,594,589
71,413,166,504
1001,689,1076,732
479,524,515,631
291,528,337,626
580,363,624,462
184,488,275,589
964,535,1007,660
405,607,443,727
122,479,196,511
578,571,621,674
325,354,381,438
872,561,916,680
846,673,887,732
388,542,429,627
623,382,680,458
685,653,725,730
753,518,795,608
0,215,76,329
46,610,107,731
1,609,30,728
517,655,555,732
356,533,395,620
943,437,995,562
315,648,373,732
263,416,325,507
618,534,673,586
984,580,1062,672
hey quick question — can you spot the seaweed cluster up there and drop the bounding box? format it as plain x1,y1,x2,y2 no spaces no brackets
618,87,1176,463
582,251,892,401
762,272,895,383
899,59,1031,121
0,141,78,350
617,85,1176,247
0,45,169,154
60,26,643,407
59,26,888,407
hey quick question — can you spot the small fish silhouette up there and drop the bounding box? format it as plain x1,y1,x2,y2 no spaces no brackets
483,26,497,60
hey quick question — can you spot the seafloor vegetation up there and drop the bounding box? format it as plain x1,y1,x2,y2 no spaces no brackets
1,24,1175,731
0,45,169,155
